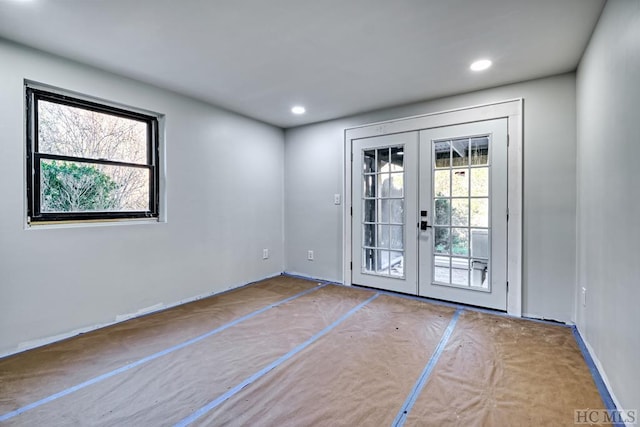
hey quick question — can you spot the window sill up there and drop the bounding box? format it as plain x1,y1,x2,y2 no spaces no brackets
25,217,164,230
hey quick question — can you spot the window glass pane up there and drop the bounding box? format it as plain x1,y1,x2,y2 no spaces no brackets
451,138,469,167
470,137,489,165
40,159,149,212
38,100,148,165
470,167,489,197
434,256,451,283
390,251,404,276
434,199,450,225
389,173,404,197
390,199,404,224
434,227,450,254
390,146,404,172
378,148,390,172
390,225,403,250
363,150,376,173
451,228,469,256
433,169,450,197
451,199,469,226
452,169,469,197
451,258,470,286
470,199,489,227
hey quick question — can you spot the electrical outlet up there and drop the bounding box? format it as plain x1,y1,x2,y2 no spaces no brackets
307,250,314,261
263,248,269,259
581,287,587,307
334,194,341,205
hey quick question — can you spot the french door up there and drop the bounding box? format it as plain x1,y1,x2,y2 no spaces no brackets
351,119,508,310
418,119,507,310
351,132,418,294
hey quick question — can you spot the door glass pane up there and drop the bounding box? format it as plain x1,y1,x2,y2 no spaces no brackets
434,256,450,283
363,248,375,272
434,169,450,197
390,199,404,224
434,227,450,254
363,174,375,197
378,148,390,171
364,199,375,222
471,260,489,288
390,225,403,250
451,138,469,167
470,167,489,197
390,147,404,172
451,258,470,286
451,228,469,256
363,150,376,173
434,140,450,168
390,173,404,197
377,224,390,249
434,199,450,225
470,137,489,165
390,251,404,276
377,250,390,275
451,199,469,226
470,199,489,227
452,169,468,197
470,229,489,259
363,223,375,247
378,174,390,197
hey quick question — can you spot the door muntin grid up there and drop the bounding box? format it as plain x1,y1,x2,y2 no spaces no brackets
432,135,491,291
362,145,405,278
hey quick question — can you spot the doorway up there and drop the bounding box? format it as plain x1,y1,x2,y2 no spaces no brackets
345,100,522,314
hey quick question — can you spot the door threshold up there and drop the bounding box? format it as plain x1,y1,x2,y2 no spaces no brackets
351,283,568,327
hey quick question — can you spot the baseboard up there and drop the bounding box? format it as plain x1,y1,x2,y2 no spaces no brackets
282,271,343,285
0,272,282,359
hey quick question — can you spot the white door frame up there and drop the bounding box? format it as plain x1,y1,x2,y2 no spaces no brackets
343,99,523,316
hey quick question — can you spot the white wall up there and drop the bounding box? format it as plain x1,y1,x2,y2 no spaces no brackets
576,0,640,412
285,74,577,322
0,40,285,356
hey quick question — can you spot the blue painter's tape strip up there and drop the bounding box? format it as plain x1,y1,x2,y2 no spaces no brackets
0,283,327,423
173,292,381,427
392,308,463,427
571,326,624,427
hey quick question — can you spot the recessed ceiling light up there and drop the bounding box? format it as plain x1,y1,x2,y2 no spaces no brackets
291,106,306,115
470,59,492,71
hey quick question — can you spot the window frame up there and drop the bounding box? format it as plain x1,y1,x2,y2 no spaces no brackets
25,86,160,224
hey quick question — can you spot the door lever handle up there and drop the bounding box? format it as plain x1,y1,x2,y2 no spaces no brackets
420,221,431,230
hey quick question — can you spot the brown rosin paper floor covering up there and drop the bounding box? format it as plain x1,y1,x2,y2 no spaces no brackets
0,275,606,426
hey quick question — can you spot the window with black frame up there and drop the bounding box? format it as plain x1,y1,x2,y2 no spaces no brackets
25,86,160,223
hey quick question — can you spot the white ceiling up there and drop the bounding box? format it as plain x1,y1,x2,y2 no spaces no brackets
0,0,605,128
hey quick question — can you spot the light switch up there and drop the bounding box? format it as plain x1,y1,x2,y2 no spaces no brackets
334,194,341,205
